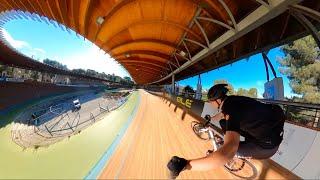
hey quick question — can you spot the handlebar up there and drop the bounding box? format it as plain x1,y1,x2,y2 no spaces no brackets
204,114,211,126
203,114,224,135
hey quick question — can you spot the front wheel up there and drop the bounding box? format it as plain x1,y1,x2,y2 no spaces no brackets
191,121,209,140
224,157,246,172
224,157,257,179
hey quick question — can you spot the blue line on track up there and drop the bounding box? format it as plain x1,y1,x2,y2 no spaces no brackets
84,93,140,180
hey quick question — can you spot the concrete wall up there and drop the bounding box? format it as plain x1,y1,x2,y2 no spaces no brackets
272,123,320,179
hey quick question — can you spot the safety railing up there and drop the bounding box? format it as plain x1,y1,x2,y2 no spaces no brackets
149,89,320,131
259,99,320,131
34,96,129,139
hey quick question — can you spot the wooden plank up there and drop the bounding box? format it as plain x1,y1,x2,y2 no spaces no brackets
55,0,69,26
0,0,13,10
46,0,60,22
79,0,93,37
37,0,55,20
28,0,45,17
94,0,135,41
110,39,178,52
99,90,300,179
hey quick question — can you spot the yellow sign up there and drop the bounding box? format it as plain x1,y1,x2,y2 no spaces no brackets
177,97,193,109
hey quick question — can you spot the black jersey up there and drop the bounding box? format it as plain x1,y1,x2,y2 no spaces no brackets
221,96,285,148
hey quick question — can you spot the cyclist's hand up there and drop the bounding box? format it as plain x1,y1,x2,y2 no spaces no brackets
204,114,211,121
204,114,211,125
167,156,189,179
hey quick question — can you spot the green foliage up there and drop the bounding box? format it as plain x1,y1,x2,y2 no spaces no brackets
213,79,257,98
31,71,39,81
43,58,69,70
214,79,235,95
0,64,7,72
71,68,86,75
124,76,131,81
182,85,195,98
278,35,320,104
183,85,195,93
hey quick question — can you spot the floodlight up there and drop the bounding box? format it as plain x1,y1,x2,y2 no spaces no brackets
96,16,105,25
179,50,186,57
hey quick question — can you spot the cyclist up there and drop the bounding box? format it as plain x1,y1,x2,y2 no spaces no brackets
167,83,285,178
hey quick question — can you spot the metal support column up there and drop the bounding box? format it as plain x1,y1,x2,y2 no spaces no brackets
262,52,277,81
196,74,202,100
171,74,175,95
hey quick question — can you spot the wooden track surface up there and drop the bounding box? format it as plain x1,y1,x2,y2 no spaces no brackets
99,90,300,179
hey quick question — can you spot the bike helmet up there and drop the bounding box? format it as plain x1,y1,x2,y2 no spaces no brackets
207,84,229,101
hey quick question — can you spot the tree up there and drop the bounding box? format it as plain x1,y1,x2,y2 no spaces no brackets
124,76,131,81
31,71,39,81
248,88,258,98
0,64,7,75
213,79,257,98
183,85,195,97
43,59,69,70
278,35,320,104
85,69,99,77
72,68,86,75
213,79,235,95
235,88,258,98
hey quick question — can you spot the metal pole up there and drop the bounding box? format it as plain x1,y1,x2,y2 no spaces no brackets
314,109,319,128
262,54,270,81
262,52,277,78
172,74,175,95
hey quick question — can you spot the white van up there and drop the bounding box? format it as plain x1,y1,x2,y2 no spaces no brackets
73,99,81,110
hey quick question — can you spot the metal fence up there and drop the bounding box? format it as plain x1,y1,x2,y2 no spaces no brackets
259,99,320,130
11,93,131,149
147,88,320,131
34,96,129,138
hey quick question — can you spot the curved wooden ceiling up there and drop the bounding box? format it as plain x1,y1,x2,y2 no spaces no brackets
0,0,319,84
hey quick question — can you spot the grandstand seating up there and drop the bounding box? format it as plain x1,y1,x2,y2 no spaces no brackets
0,81,97,111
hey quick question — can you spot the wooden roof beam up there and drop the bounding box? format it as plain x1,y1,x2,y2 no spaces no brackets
112,50,170,61
94,0,135,41
46,0,60,23
119,59,169,70
28,0,45,17
10,0,22,11
55,0,69,27
71,0,80,33
109,39,178,52
116,55,168,64
19,0,35,13
123,63,164,73
0,3,6,11
191,0,227,22
102,20,204,48
80,0,93,37
218,0,238,31
37,0,54,20
150,0,303,84
126,67,160,76
2,0,14,10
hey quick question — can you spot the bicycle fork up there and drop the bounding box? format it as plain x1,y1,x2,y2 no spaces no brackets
208,130,219,151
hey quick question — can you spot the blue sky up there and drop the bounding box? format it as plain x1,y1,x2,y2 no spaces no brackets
2,12,295,98
178,48,296,98
3,15,130,78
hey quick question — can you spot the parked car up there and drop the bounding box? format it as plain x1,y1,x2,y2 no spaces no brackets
73,99,81,110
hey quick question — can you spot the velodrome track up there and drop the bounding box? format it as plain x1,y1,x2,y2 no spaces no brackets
0,89,300,179
0,91,139,179
99,90,299,179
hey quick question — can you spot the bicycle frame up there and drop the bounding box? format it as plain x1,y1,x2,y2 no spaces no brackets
196,124,221,152
192,119,253,175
